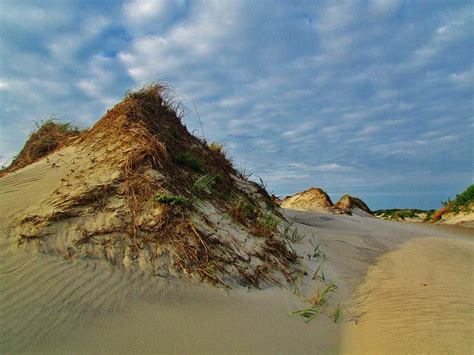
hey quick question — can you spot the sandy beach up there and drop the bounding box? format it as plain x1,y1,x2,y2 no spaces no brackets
1,159,473,354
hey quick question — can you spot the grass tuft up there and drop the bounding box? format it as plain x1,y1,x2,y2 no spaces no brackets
282,222,305,243
307,282,338,307
153,193,190,206
289,306,322,323
332,303,342,323
176,152,206,173
231,199,257,224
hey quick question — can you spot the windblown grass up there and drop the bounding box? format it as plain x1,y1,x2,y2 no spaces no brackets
282,222,305,243
307,282,338,307
289,305,322,323
332,303,342,323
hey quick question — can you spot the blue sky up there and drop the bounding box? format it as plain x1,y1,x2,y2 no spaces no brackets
0,0,472,210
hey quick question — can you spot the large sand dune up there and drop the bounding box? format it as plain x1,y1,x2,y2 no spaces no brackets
2,165,473,353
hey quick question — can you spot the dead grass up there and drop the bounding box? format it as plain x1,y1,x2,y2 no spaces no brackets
431,206,450,222
1,119,80,174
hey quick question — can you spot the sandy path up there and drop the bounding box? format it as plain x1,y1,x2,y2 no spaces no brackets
1,159,473,353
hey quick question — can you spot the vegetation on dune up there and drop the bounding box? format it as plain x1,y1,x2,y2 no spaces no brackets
431,184,474,222
175,152,206,173
153,194,190,206
1,119,81,174
374,208,432,221
10,83,299,289
442,184,474,213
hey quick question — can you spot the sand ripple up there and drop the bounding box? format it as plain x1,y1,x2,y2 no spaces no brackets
341,237,474,354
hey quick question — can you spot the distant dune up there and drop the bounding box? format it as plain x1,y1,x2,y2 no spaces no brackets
281,187,373,217
281,187,334,212
333,194,373,217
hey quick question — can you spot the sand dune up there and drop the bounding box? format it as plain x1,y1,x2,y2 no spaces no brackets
1,124,473,353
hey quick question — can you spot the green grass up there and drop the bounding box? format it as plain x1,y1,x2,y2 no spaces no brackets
257,212,280,231
192,174,218,194
282,222,305,243
293,266,306,295
312,263,326,282
290,282,338,323
310,242,326,261
231,199,257,223
289,305,322,323
175,152,205,173
153,193,190,206
308,282,338,307
332,303,342,323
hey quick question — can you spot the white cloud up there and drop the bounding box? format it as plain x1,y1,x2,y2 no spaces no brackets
370,0,401,15
450,66,474,87
281,121,317,140
315,163,345,172
315,1,357,33
123,0,186,33
119,1,242,81
48,15,110,62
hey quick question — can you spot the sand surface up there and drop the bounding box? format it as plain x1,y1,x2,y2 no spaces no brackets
341,237,474,354
1,161,473,354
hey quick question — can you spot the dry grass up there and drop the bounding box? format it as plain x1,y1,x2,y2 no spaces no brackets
431,206,450,222
1,119,80,174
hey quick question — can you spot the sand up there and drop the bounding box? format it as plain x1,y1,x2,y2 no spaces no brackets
341,237,474,354
1,160,473,353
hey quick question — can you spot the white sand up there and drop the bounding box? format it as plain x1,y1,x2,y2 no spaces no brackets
1,159,473,353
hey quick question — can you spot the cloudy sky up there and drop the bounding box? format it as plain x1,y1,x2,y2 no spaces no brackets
0,0,472,209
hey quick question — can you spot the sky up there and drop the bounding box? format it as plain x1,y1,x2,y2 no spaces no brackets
0,0,472,210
